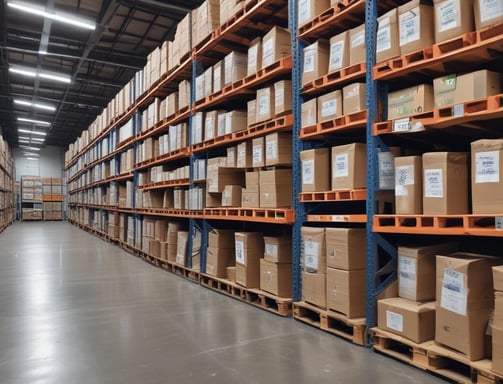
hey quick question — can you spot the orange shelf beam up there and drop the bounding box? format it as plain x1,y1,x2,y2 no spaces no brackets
306,214,367,223
300,110,366,139
299,189,366,202
302,62,365,96
135,148,190,171
138,179,190,190
203,207,295,224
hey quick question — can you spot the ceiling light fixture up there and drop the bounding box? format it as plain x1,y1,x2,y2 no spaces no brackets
31,137,45,142
9,66,71,84
7,1,96,30
26,157,39,161
18,129,47,136
20,146,41,151
14,99,56,112
17,117,51,126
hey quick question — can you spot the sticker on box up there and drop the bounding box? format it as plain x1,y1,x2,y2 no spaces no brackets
235,240,245,264
329,40,345,71
424,169,444,198
304,240,319,272
441,268,467,316
303,51,315,73
438,0,460,32
386,310,404,332
395,165,415,196
480,0,503,23
475,151,500,183
333,153,349,178
399,256,417,298
377,24,392,53
302,159,314,184
399,7,421,45
265,243,278,257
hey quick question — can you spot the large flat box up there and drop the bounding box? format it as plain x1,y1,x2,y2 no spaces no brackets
395,156,423,214
302,40,330,85
343,83,366,115
298,0,330,27
331,143,367,191
434,0,474,43
327,268,366,318
260,259,292,297
349,24,366,65
422,152,469,214
377,8,400,63
301,99,317,127
471,139,503,214
436,253,500,361
326,228,366,270
328,30,350,73
221,185,242,207
474,0,503,30
224,51,247,85
261,26,291,69
264,236,292,263
259,169,292,208
388,84,434,120
208,228,235,249
252,137,265,167
274,80,292,115
300,148,330,192
256,86,275,123
301,226,326,273
433,74,457,108
265,132,292,166
302,272,327,309
454,70,501,104
206,246,235,278
398,0,435,55
378,298,436,343
318,89,343,122
398,243,458,301
247,37,262,76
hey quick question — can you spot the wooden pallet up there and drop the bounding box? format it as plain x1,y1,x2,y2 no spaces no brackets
302,62,366,96
299,189,366,202
300,110,366,139
293,301,366,345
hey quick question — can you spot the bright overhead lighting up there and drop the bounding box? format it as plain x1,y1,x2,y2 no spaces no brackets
14,99,56,112
20,146,41,151
18,136,31,140
26,157,39,161
18,129,47,136
9,66,71,84
7,1,96,30
17,117,51,126
31,137,45,142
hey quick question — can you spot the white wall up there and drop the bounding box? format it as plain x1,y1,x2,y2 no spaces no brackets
13,145,65,180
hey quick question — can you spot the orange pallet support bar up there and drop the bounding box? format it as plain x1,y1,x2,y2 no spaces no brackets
299,189,366,202
203,207,295,224
136,208,203,219
300,110,366,139
302,62,366,96
306,214,367,223
138,179,190,191
135,148,190,171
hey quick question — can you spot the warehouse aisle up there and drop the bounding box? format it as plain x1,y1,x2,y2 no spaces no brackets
0,222,443,384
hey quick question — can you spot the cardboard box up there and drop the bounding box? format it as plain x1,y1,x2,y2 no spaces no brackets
207,166,244,193
265,132,292,166
318,89,343,122
208,228,235,249
398,0,435,55
300,148,330,192
204,66,213,97
264,236,292,263
298,0,331,27
302,272,327,309
331,143,367,191
261,27,291,69
378,298,436,343
398,243,458,301
237,141,253,168
222,185,242,207
256,86,275,123
175,231,189,266
260,259,292,297
471,139,503,214
252,137,265,167
454,70,501,104
274,80,292,115
213,60,223,93
433,74,457,108
493,326,503,375
247,99,257,127
245,170,259,191
302,40,330,85
247,37,262,76
259,169,292,208
436,253,500,360
342,83,366,115
204,111,218,141
377,8,400,63
434,0,474,43
301,226,326,273
494,265,503,292
301,99,317,127
349,24,366,65
241,190,259,208
326,228,366,270
225,110,247,134
224,51,248,85
206,246,235,278
154,220,167,241
328,31,350,73
235,232,264,288
474,0,503,30
422,152,469,214
226,266,236,282
395,156,423,214
327,268,366,318
226,146,237,167
388,84,434,120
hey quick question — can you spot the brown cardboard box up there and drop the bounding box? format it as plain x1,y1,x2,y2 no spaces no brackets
206,246,235,278
434,0,474,43
388,84,434,120
494,265,503,292
301,99,317,127
265,132,292,166
204,66,213,97
247,37,262,76
326,228,366,270
256,86,275,123
378,298,436,343
398,0,435,55
301,226,326,273
237,141,253,168
226,266,236,282
245,170,259,191
260,259,292,297
259,169,292,208
235,232,264,288
474,0,503,30
422,152,469,215
207,166,244,193
298,0,331,27
154,220,167,241
224,51,248,85
204,110,219,140
247,99,257,127
241,190,259,207
349,24,366,65
318,89,343,122
213,60,223,93
261,27,291,69
302,40,330,85
252,137,265,167
395,156,423,214
471,139,503,214
331,143,367,191
300,148,330,192
454,70,501,104
433,74,457,108
327,268,366,318
176,231,189,266
328,30,350,73
343,83,366,115
398,243,458,301
264,236,292,263
208,228,235,248
302,272,327,308
377,8,400,63
274,80,292,115
436,253,500,360
225,110,247,134
493,326,503,375
222,185,242,207
226,146,237,167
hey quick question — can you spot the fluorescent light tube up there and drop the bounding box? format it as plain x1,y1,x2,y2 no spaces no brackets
20,146,41,151
18,129,47,136
14,99,56,112
26,157,39,161
17,117,51,126
9,66,71,84
31,137,45,142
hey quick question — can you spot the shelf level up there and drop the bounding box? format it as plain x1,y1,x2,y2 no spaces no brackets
306,214,367,223
302,62,366,97
137,179,190,190
300,110,366,140
299,189,366,202
203,207,295,224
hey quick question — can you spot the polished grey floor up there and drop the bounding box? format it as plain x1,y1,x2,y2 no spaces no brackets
0,222,444,383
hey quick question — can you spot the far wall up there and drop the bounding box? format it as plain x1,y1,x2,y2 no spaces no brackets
13,145,65,181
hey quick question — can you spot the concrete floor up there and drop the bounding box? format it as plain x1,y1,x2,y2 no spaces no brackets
0,222,445,383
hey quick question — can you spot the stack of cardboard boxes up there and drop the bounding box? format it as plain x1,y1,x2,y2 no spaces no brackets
493,266,503,373
261,236,292,298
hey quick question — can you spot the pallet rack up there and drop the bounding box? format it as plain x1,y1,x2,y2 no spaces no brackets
0,142,14,230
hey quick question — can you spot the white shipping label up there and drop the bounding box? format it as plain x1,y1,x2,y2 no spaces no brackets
302,159,314,184
399,7,421,46
441,268,467,316
262,39,274,65
253,145,263,164
399,256,417,299
303,51,315,73
479,0,503,23
333,153,349,178
329,40,345,71
386,311,404,333
206,119,214,139
424,169,444,198
376,23,392,53
275,86,284,109
352,31,365,48
475,151,500,183
266,141,277,161
438,0,460,32
379,151,395,190
395,165,414,196
265,243,278,257
235,240,245,264
298,0,311,25
258,94,270,116
248,45,258,71
321,99,337,118
304,240,319,271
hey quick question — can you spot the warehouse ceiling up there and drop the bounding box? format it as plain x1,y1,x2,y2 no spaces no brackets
0,0,203,149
